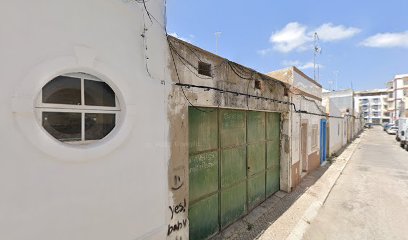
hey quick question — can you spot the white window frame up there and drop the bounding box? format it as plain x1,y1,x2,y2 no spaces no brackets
35,72,121,144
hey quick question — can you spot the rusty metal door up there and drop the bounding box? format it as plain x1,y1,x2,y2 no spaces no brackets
247,111,266,209
266,112,281,196
188,108,281,240
188,108,219,240
219,109,247,228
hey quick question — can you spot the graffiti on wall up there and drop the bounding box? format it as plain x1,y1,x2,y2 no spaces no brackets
168,166,188,239
167,199,188,237
171,167,185,191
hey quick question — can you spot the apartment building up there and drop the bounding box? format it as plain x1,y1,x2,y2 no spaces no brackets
354,89,390,124
386,74,408,123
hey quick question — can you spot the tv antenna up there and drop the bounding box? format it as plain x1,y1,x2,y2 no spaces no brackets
313,32,322,82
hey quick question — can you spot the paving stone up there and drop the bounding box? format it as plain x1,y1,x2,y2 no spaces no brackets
275,191,288,199
220,220,246,239
243,206,268,224
260,195,280,209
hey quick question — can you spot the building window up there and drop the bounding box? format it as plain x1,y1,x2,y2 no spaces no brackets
198,61,212,77
37,73,120,143
312,125,318,148
254,80,262,90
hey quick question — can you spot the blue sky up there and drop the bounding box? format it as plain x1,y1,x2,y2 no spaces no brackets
167,0,408,91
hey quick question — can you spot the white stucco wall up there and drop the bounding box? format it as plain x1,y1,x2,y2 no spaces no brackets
326,100,344,156
0,1,169,239
289,71,323,175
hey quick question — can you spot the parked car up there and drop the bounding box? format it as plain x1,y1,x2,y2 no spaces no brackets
400,124,408,149
400,129,407,147
387,126,398,135
384,123,394,131
396,118,408,142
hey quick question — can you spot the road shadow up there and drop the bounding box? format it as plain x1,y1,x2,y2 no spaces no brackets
210,132,364,240
211,163,331,240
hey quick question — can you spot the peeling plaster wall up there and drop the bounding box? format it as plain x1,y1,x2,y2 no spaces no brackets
166,37,290,239
292,69,322,99
295,95,323,175
268,68,323,188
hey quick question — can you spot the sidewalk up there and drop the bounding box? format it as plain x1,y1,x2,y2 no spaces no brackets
212,134,362,240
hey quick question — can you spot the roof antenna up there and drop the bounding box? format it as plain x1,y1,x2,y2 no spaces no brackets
313,32,322,82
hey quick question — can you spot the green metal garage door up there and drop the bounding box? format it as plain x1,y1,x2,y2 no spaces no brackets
189,108,280,240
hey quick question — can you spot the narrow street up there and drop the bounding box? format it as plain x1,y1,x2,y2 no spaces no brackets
303,127,408,240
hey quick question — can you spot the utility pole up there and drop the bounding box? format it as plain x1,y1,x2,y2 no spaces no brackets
215,32,222,54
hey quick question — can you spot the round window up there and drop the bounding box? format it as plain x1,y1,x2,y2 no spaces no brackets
37,73,120,144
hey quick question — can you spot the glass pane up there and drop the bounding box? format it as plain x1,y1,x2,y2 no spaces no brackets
85,113,115,140
42,112,82,142
84,80,116,107
42,76,81,105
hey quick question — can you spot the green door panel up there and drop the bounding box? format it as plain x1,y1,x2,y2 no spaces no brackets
266,167,280,197
248,172,266,209
189,194,219,240
189,108,218,153
266,112,280,141
247,111,266,143
247,143,266,176
189,108,281,236
221,181,247,228
220,110,246,148
189,151,219,202
221,147,246,188
267,141,280,168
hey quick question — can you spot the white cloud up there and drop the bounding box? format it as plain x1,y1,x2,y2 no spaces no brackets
169,32,193,43
270,22,312,53
266,22,361,53
314,23,361,42
257,48,273,56
282,60,323,70
360,32,408,48
298,62,324,70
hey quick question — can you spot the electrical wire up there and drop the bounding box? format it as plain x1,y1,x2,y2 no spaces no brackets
134,1,361,120
174,83,354,119
168,41,219,113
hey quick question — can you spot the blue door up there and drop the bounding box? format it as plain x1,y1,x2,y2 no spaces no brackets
320,119,327,164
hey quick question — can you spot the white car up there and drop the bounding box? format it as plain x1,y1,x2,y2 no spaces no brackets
387,126,398,135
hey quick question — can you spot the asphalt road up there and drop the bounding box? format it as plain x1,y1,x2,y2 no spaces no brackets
303,126,408,240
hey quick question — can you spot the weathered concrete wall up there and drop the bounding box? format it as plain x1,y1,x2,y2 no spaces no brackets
325,99,345,156
294,95,323,179
166,37,290,239
0,1,169,239
268,68,323,188
292,68,322,99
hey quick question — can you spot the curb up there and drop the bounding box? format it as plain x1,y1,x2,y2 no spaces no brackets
286,136,362,240
257,134,362,240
